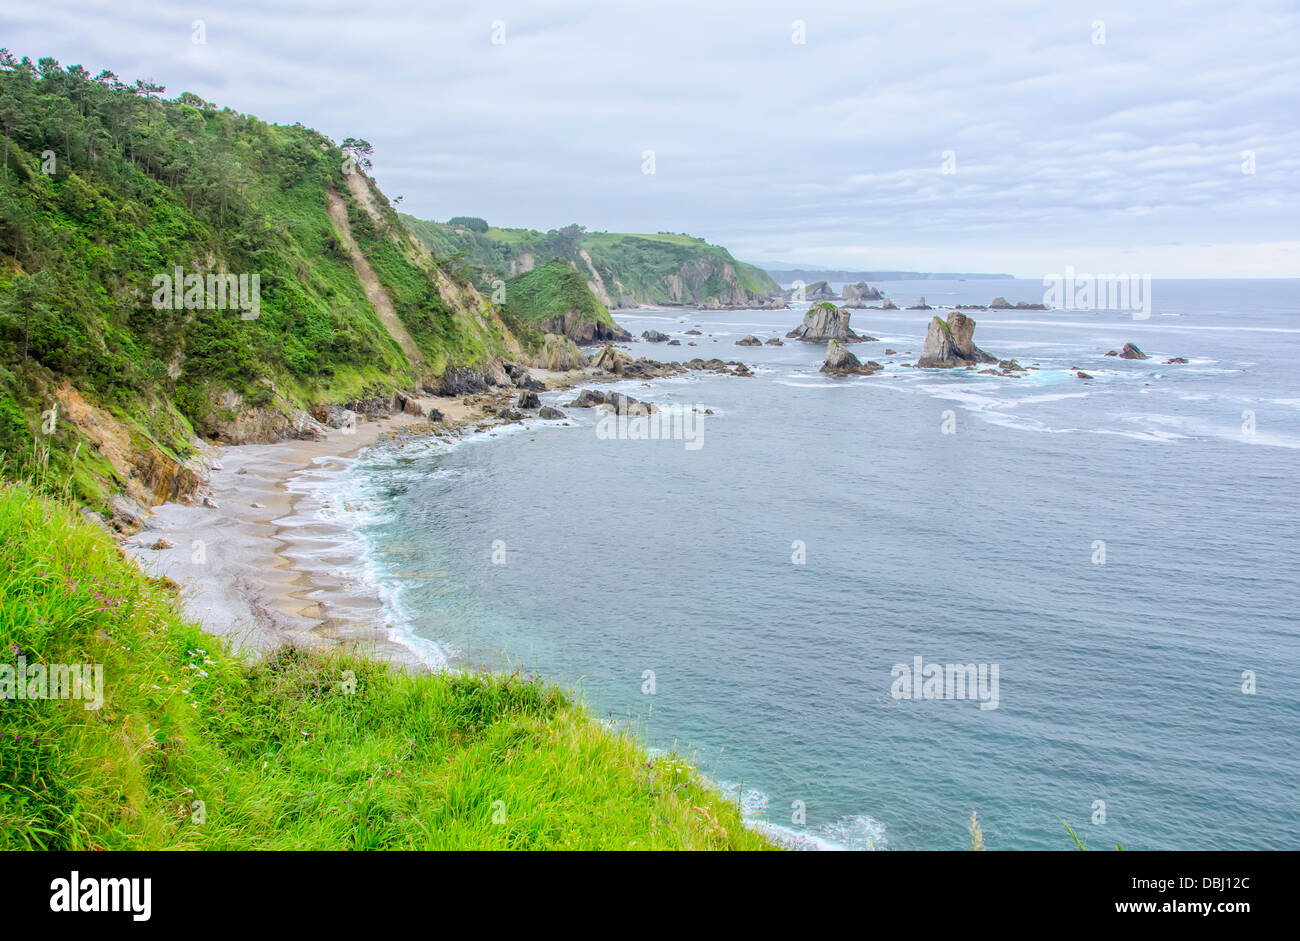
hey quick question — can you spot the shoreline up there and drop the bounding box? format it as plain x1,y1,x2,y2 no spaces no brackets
124,407,436,668
120,356,716,670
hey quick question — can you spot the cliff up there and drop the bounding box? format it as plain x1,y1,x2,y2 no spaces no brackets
400,218,784,310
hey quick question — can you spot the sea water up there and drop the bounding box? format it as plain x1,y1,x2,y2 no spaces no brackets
338,278,1300,850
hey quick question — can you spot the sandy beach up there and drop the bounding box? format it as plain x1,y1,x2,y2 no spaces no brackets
122,392,507,670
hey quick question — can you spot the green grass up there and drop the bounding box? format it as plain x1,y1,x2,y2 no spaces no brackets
502,260,616,331
398,216,780,308
0,481,772,850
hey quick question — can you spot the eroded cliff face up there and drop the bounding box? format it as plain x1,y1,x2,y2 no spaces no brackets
658,259,784,309
55,384,206,509
539,309,632,344
916,313,998,368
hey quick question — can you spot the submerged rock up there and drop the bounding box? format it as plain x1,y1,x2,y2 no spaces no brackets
916,313,997,368
820,339,883,376
1164,356,1188,364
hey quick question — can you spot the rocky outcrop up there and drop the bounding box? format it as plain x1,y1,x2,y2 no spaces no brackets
591,345,631,372
517,390,541,409
435,365,507,396
990,296,1047,310
1164,356,1188,364
601,392,658,416
566,389,607,408
820,340,883,376
916,313,997,368
1119,343,1148,360
533,333,588,371
642,330,671,343
786,302,870,342
840,282,883,306
765,337,784,346
736,334,763,346
538,405,566,420
540,309,631,344
803,280,836,301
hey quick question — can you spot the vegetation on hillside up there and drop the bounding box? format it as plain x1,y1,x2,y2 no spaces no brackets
401,215,781,309
0,51,512,505
0,480,772,849
499,259,621,349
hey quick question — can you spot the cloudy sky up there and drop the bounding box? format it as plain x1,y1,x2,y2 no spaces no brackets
5,0,1298,276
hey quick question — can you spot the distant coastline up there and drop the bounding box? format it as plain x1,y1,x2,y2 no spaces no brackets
761,268,1016,283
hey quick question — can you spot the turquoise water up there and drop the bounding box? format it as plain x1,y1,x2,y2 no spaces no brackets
347,279,1300,849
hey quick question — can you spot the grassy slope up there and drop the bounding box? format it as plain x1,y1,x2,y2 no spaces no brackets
0,61,511,504
501,259,618,337
400,216,780,307
0,481,771,850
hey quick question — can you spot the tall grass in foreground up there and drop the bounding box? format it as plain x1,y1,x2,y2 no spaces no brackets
0,482,772,849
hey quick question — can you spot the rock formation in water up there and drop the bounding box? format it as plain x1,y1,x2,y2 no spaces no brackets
840,281,884,306
1118,342,1148,360
803,280,836,301
735,334,762,346
820,340,883,376
786,302,872,342
915,313,998,368
641,330,670,343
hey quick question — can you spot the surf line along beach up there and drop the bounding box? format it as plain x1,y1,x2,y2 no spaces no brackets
119,393,514,670
118,350,738,670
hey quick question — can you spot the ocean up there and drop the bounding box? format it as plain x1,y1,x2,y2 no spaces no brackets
309,278,1300,850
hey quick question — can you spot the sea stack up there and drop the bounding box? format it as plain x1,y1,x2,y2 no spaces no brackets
841,281,884,306
915,312,997,368
787,302,871,342
820,339,883,376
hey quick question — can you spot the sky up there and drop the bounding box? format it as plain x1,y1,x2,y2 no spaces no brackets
3,0,1298,277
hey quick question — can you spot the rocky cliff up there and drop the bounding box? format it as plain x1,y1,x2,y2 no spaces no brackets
916,313,998,368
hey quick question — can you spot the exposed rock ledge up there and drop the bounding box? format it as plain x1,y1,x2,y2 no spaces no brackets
916,313,997,368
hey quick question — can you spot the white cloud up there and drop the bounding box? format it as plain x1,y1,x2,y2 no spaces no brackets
3,0,1296,275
